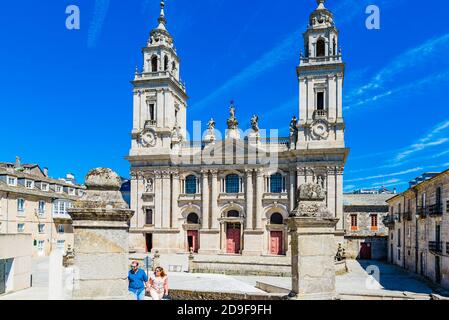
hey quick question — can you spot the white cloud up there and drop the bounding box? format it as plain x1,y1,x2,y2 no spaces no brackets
347,32,449,101
345,167,423,183
393,119,449,161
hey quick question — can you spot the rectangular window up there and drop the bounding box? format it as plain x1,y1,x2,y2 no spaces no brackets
68,188,75,196
25,180,34,189
397,228,401,247
55,185,62,193
37,240,45,252
370,214,378,231
350,214,358,231
38,224,45,234
17,199,25,213
398,203,402,222
447,200,449,213
38,201,46,215
17,223,25,233
397,249,401,261
317,92,324,110
58,224,65,234
7,177,17,186
149,104,155,121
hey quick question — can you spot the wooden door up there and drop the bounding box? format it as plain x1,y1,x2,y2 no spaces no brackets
226,224,241,254
270,231,283,255
360,243,372,260
187,230,199,253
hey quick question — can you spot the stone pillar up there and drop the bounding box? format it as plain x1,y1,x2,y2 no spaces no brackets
287,182,339,300
289,169,296,212
210,170,219,230
154,171,162,228
68,168,134,300
162,171,171,229
199,170,220,254
335,166,344,231
201,170,210,229
245,169,254,230
255,169,264,230
171,172,180,229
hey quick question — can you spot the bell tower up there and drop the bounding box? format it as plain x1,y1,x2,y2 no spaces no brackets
131,1,188,152
297,0,345,149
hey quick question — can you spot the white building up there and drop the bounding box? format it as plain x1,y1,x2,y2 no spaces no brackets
127,0,349,256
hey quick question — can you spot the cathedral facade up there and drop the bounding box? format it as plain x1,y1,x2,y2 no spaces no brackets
127,0,349,256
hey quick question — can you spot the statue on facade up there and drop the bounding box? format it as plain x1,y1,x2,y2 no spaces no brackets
250,115,259,132
145,178,154,193
226,100,239,134
207,118,216,131
289,116,298,149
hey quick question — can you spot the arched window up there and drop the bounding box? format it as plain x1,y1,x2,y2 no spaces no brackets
270,213,284,225
226,174,240,194
164,56,169,71
316,39,325,57
270,173,283,193
227,210,240,218
187,213,199,224
185,175,197,194
172,61,176,71
151,56,158,72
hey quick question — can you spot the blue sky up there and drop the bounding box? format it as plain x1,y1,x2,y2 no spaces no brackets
0,0,448,192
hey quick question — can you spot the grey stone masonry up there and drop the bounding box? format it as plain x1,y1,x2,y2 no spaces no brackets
287,182,339,300
68,168,134,300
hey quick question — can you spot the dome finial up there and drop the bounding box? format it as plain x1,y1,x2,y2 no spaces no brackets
316,0,326,9
157,0,167,29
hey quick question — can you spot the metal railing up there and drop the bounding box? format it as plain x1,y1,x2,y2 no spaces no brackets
382,215,396,226
404,211,413,221
429,241,443,254
417,206,426,219
428,203,443,216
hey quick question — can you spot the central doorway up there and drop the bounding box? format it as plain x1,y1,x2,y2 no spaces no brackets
270,231,283,255
360,243,372,260
145,234,153,253
187,230,199,253
226,223,241,254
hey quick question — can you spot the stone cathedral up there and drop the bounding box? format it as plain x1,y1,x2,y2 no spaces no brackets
127,0,349,256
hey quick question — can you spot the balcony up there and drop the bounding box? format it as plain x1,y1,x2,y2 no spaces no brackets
417,206,426,219
143,120,157,128
429,241,443,254
427,203,443,217
53,213,72,221
300,54,343,65
404,211,413,221
313,110,328,120
382,215,396,227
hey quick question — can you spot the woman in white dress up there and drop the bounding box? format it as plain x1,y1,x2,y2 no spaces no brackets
148,267,169,300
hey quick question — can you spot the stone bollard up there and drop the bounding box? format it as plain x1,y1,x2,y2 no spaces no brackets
286,183,339,300
68,168,134,300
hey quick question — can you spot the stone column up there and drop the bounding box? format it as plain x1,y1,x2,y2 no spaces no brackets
289,169,296,212
210,170,219,230
245,169,254,230
255,169,264,230
161,171,171,229
335,166,344,231
171,172,180,229
154,171,162,228
287,182,339,300
201,170,210,229
68,168,134,300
